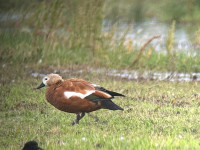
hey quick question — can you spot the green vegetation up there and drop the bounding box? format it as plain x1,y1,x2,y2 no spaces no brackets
2,0,200,22
1,0,200,72
1,30,200,72
0,0,200,72
1,73,200,149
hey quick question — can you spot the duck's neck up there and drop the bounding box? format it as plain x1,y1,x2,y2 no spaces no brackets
45,81,62,103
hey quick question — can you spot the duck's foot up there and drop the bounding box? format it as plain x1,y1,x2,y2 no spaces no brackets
71,112,85,126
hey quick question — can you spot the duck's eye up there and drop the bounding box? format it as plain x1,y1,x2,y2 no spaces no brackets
45,78,48,80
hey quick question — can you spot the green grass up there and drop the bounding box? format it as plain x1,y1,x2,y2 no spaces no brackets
1,70,200,149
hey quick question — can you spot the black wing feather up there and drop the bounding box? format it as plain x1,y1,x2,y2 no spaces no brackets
101,100,124,110
95,87,125,97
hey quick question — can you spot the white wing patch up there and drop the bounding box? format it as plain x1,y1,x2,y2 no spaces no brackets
64,90,95,99
91,83,100,87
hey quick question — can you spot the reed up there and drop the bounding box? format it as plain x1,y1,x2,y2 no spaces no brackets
195,28,200,46
165,21,176,71
166,21,175,56
129,35,160,68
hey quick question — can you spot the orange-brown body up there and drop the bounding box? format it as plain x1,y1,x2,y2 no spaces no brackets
45,81,102,113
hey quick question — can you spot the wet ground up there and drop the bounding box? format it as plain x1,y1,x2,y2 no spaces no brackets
31,68,200,82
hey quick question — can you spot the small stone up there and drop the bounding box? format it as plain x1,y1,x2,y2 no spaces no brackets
81,137,86,141
119,136,124,140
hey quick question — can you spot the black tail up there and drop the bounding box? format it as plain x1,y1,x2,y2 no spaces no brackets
106,90,125,97
97,87,125,97
101,100,124,110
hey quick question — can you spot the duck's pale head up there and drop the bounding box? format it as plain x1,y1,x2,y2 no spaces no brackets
36,74,63,89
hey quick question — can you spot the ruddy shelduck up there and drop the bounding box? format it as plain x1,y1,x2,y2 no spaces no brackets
36,74,125,125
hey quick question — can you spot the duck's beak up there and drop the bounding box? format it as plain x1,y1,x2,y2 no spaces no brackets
36,82,45,89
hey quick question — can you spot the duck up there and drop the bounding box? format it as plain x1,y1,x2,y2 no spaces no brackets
36,74,125,125
22,141,43,150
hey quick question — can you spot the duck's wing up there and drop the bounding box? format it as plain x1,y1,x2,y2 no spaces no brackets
63,78,124,110
63,78,124,101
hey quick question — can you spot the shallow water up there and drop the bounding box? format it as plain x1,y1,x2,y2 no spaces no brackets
103,20,200,54
1,13,200,53
31,68,200,82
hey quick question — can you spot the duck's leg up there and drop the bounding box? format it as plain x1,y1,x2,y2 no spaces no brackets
72,112,85,125
79,112,85,121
